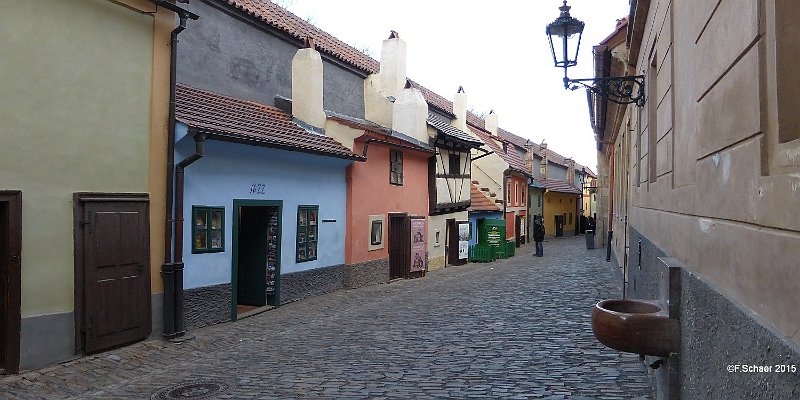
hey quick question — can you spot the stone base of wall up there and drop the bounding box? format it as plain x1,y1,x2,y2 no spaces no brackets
427,256,445,271
184,283,231,331
344,258,388,289
627,226,800,399
280,264,345,304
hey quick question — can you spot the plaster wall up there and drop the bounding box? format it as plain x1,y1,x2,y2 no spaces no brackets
0,0,155,317
427,211,468,269
543,192,578,237
345,139,430,265
177,0,365,118
175,136,351,289
600,0,800,352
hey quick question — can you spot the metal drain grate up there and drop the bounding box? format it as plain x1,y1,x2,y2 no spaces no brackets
151,379,235,399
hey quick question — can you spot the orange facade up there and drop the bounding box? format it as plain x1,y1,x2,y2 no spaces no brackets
345,137,431,264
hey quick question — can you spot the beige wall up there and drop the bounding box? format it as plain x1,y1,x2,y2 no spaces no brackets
0,0,168,315
600,0,800,346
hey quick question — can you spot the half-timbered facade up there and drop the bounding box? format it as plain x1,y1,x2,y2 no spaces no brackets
426,113,484,269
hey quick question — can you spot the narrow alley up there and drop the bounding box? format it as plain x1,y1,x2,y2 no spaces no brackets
1,237,652,399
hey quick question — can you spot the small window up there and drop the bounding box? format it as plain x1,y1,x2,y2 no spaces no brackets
368,215,385,251
390,149,403,185
506,180,511,204
434,230,441,246
449,153,461,175
538,195,542,207
192,206,224,253
296,205,318,262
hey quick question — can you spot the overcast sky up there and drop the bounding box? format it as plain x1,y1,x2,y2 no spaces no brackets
281,0,630,170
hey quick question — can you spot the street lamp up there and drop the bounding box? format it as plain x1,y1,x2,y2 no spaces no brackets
546,1,646,107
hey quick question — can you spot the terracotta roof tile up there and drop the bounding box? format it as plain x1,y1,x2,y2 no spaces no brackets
468,184,501,212
176,84,361,160
469,127,531,176
535,178,581,194
326,112,433,152
224,0,379,73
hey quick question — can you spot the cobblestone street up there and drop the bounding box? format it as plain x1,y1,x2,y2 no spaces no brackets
1,237,653,399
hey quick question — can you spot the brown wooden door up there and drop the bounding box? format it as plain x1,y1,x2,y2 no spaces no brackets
388,214,408,280
0,191,21,374
77,195,150,354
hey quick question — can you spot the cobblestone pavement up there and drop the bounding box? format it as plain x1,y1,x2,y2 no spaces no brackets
2,236,653,399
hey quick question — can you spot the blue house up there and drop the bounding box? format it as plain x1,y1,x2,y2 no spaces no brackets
174,84,363,329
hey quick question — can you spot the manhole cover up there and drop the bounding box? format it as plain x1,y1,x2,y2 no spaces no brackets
151,379,235,399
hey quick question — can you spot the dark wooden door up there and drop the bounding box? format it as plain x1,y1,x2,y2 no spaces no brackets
555,215,564,237
1,192,21,374
515,216,522,247
79,197,150,354
237,206,268,306
388,214,408,280
445,219,456,266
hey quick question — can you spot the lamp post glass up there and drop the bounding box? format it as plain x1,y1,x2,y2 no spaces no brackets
546,0,585,72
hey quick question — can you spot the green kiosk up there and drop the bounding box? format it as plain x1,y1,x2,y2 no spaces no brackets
469,219,514,262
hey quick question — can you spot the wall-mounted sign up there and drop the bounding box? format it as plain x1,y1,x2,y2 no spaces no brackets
249,184,266,194
458,222,469,260
410,218,426,272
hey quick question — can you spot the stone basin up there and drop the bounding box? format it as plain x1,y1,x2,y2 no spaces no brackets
591,299,679,357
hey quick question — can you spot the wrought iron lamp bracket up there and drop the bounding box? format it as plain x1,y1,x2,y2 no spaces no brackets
564,75,646,107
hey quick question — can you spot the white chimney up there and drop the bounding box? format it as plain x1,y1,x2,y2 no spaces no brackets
453,86,468,131
393,80,429,143
379,31,407,98
566,158,576,185
291,37,326,128
485,110,498,135
540,141,548,179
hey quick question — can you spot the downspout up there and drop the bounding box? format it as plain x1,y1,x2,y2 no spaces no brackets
172,133,205,336
606,146,615,263
162,6,197,339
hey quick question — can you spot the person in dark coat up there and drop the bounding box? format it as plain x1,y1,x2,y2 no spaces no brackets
533,215,545,257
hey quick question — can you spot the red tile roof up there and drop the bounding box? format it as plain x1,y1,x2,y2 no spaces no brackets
535,178,581,194
468,184,501,212
469,127,530,177
224,0,379,73
219,0,587,173
175,84,362,160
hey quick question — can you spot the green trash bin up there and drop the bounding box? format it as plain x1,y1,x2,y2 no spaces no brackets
478,219,506,259
506,239,516,257
469,243,495,263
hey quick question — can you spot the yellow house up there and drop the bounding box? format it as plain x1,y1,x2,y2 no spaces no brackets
0,0,189,372
538,181,581,237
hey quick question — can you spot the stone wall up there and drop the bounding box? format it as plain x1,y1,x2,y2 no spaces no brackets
184,283,232,331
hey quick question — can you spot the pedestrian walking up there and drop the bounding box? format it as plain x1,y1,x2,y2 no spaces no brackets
533,215,545,257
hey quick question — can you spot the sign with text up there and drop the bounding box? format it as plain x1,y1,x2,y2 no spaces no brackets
410,218,427,272
458,222,469,260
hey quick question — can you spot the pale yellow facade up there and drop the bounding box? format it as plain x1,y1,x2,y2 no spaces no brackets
0,0,173,368
596,0,800,347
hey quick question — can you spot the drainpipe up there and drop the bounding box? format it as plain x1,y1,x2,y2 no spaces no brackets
161,6,198,339
606,146,615,263
172,133,205,336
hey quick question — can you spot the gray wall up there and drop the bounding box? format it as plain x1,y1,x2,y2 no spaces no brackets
178,0,365,118
547,163,567,181
622,227,800,399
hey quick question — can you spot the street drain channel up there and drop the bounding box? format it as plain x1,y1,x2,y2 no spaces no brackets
151,379,236,399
